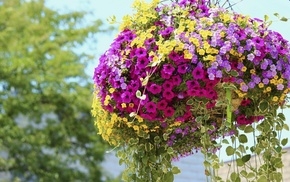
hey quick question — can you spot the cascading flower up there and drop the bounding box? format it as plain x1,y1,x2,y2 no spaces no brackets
92,0,290,181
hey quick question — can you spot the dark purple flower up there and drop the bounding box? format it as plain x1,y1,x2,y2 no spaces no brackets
175,128,183,134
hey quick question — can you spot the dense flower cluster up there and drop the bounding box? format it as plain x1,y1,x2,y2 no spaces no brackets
92,0,290,155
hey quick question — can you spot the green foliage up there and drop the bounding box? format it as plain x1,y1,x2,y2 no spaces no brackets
0,0,110,181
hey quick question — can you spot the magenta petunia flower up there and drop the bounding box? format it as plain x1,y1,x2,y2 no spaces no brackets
186,80,200,89
164,107,175,117
162,80,174,90
137,56,149,68
177,64,187,74
146,101,157,113
121,91,132,103
168,50,181,62
240,99,251,106
148,83,162,94
135,47,147,58
192,66,205,80
162,89,175,100
161,69,172,79
163,64,175,75
157,99,168,110
172,75,182,85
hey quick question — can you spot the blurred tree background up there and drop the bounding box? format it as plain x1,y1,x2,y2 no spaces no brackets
0,0,114,181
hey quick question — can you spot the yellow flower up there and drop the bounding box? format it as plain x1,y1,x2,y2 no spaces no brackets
241,66,247,72
258,83,264,88
278,78,284,84
121,103,127,108
104,95,111,106
265,87,272,92
272,96,279,102
198,49,205,56
184,50,193,59
136,115,144,123
109,88,115,93
250,69,256,74
133,125,139,132
129,103,134,108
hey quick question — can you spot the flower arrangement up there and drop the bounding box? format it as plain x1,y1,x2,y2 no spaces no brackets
92,0,290,181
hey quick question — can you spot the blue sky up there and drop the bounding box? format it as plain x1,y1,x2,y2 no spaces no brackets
46,0,290,161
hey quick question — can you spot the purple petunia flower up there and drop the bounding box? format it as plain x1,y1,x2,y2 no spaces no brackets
146,101,157,113
192,66,205,80
277,84,284,90
162,89,175,100
137,57,149,68
121,91,132,103
157,100,168,110
163,64,175,75
162,80,174,90
164,107,175,117
135,47,147,58
148,83,162,94
175,128,183,134
172,75,182,86
241,84,249,92
177,64,187,74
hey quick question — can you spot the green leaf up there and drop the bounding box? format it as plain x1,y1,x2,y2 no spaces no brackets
242,154,251,163
164,172,174,181
247,172,255,179
264,14,269,21
226,146,235,156
172,166,181,174
244,125,254,133
230,70,239,77
281,138,288,146
145,142,153,151
196,116,203,123
238,134,248,143
186,99,194,105
274,12,280,18
236,158,244,166
278,113,286,121
222,139,229,144
107,15,116,24
222,83,237,90
280,17,288,22
257,176,267,182
136,90,142,97
259,100,269,113
154,136,161,143
283,124,289,131
167,147,174,154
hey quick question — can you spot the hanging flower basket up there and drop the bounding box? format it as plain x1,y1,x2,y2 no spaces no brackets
92,0,290,181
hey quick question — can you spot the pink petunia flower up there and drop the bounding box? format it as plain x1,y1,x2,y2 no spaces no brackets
157,99,168,110
164,107,175,117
